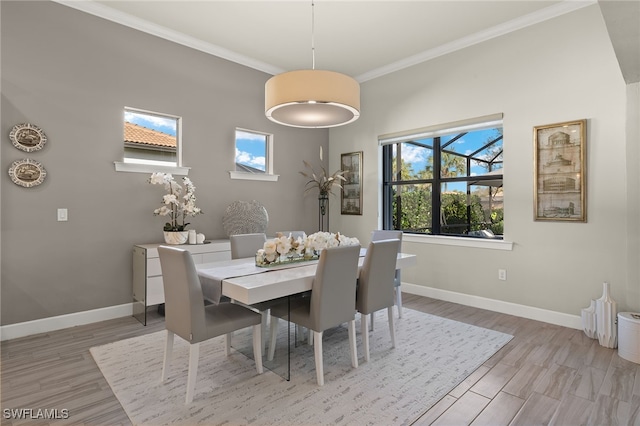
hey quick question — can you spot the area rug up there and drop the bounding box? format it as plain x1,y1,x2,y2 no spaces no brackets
90,308,512,425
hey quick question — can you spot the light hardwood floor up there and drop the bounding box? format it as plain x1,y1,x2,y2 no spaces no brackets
1,295,638,425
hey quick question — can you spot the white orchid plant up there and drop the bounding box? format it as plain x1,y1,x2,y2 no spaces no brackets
255,231,360,266
148,172,202,232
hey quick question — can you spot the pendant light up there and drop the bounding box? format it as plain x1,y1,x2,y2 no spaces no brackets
265,1,360,128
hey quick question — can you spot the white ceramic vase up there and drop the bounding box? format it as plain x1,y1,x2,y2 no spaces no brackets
581,299,597,339
163,231,189,245
595,282,617,348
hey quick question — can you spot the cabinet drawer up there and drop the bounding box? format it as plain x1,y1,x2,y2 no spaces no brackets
147,276,164,306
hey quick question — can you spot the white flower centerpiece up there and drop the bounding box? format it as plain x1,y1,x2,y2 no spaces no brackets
148,172,203,244
255,231,360,267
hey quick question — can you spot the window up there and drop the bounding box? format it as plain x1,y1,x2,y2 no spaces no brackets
123,107,181,166
381,115,503,239
115,107,188,174
229,128,278,181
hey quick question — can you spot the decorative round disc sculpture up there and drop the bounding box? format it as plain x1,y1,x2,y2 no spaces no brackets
222,200,269,237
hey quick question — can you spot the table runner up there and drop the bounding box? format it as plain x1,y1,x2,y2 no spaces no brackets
198,249,367,303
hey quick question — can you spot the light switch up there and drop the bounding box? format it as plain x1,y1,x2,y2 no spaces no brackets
57,208,68,222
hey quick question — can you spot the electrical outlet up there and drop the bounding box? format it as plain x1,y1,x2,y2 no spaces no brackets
498,269,507,281
57,208,68,222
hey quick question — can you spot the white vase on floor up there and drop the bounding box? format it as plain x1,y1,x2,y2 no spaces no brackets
581,299,597,339
595,282,617,348
163,231,189,245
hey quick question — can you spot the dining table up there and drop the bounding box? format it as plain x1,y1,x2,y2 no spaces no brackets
194,248,417,379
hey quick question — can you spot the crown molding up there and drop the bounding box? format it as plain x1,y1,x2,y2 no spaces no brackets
52,0,595,82
356,0,597,82
51,0,285,76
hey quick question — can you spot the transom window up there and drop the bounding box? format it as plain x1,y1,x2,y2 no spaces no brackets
381,115,504,238
235,128,271,174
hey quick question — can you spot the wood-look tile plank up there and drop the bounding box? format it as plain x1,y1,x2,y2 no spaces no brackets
449,365,490,399
412,395,457,425
470,362,518,399
587,394,633,425
470,391,524,426
509,392,559,426
535,364,578,400
503,363,548,400
569,366,607,402
430,391,490,426
548,394,593,426
599,364,635,402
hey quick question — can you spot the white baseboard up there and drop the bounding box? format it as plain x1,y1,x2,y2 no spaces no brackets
0,303,134,341
403,283,583,330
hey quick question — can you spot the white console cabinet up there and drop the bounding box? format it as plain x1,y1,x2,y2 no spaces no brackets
132,240,231,324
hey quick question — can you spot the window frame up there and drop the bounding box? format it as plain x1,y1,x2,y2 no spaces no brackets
229,127,279,181
379,114,509,246
114,107,189,175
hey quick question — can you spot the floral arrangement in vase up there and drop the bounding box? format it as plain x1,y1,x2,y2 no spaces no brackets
255,231,360,267
149,173,203,243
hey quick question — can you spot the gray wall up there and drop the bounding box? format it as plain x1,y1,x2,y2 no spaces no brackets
330,4,640,316
1,1,328,325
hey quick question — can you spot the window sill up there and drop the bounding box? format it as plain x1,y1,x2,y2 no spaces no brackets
403,233,513,251
114,162,190,175
228,171,279,182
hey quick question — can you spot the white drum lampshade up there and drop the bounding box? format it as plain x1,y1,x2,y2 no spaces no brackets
265,70,360,129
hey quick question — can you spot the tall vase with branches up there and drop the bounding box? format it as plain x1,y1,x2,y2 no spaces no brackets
299,148,345,231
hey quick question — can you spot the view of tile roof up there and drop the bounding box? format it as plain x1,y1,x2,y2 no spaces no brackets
124,121,176,148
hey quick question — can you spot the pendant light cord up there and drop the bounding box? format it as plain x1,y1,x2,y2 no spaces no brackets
311,0,316,70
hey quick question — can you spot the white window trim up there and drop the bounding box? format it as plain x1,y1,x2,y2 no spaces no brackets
403,233,513,250
114,161,190,175
230,127,278,181
228,171,279,181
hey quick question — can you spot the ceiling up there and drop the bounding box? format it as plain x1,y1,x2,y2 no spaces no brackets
57,0,601,82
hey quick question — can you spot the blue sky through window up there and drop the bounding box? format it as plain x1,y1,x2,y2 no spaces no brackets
402,128,502,193
235,130,267,172
124,110,176,136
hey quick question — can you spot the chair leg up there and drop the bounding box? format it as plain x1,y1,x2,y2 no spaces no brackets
370,311,375,331
396,286,403,318
313,330,324,386
361,313,370,362
252,324,264,374
161,330,174,382
348,319,358,369
261,311,268,356
268,316,279,361
225,332,232,356
185,343,200,404
309,329,314,346
387,306,396,348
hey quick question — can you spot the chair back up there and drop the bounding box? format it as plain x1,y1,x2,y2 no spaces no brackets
371,229,402,285
357,239,401,315
309,245,361,332
230,233,267,259
158,246,207,342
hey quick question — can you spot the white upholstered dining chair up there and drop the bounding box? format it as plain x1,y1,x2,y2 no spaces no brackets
267,244,361,386
357,239,401,362
371,230,404,318
158,246,263,404
229,232,277,354
230,232,267,259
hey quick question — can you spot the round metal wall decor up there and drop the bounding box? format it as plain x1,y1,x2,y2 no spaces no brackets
9,123,47,152
8,158,47,188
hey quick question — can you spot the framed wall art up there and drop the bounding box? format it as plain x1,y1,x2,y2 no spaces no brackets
340,151,363,215
9,123,47,152
533,119,586,222
8,158,47,188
